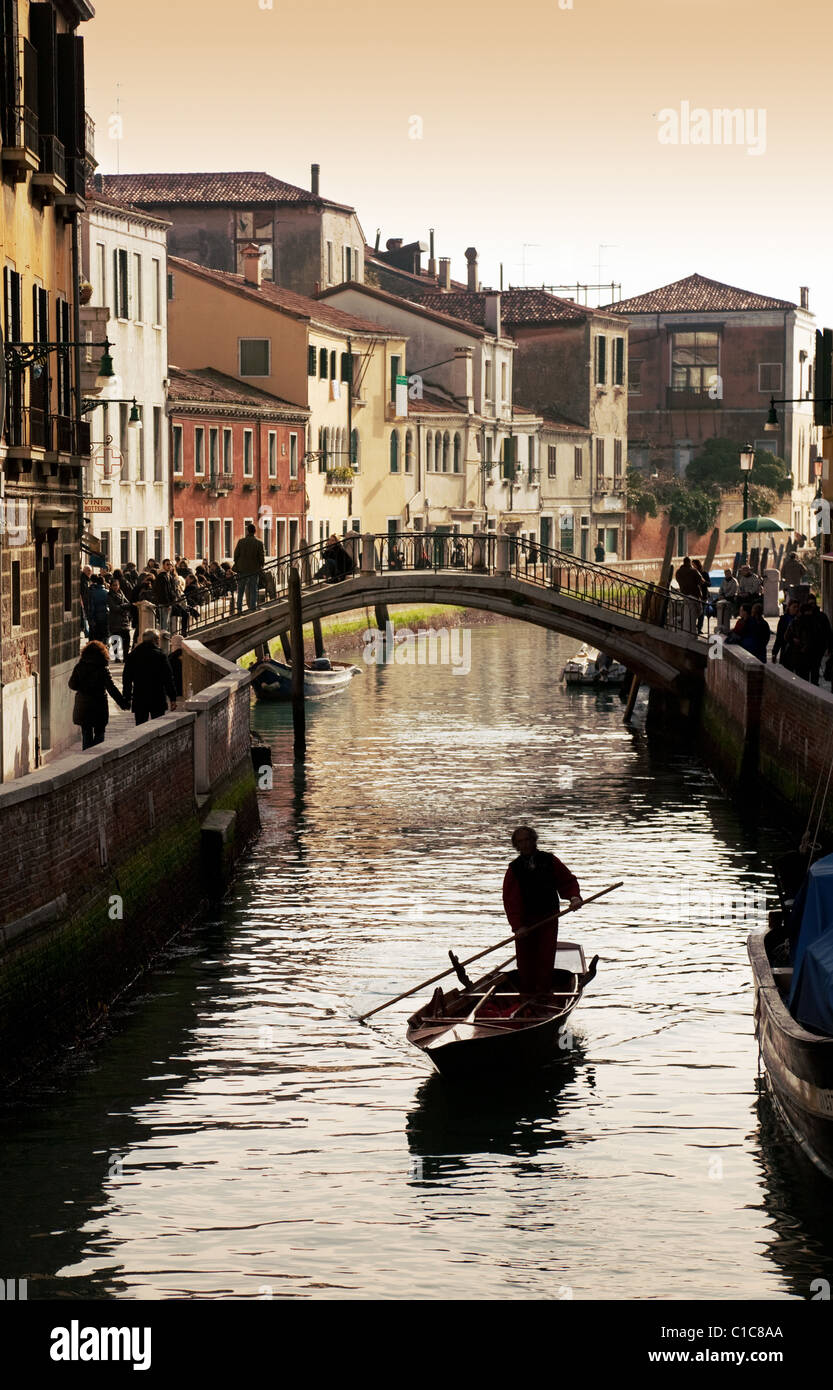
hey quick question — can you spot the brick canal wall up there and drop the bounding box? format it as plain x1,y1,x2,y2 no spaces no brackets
701,644,833,837
0,643,259,1087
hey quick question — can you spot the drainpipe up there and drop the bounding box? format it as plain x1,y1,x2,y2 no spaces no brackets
71,213,84,548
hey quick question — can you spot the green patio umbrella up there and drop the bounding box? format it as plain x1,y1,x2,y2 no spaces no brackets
725,516,793,534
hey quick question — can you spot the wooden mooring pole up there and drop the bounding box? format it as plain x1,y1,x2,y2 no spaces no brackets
288,568,306,758
374,602,390,636
312,618,325,658
278,631,292,661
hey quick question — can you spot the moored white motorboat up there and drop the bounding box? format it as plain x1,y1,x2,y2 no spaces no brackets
561,645,627,687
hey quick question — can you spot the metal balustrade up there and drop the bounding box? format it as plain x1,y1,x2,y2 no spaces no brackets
168,533,691,641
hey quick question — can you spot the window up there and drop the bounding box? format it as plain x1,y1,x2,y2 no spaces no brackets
527,437,535,480
224,520,233,558
501,437,515,479
243,429,253,477
167,272,175,300
96,243,106,307
120,530,130,566
629,359,643,395
262,518,272,558
595,437,605,483
485,359,493,400
194,427,205,476
318,426,328,471
548,445,557,478
594,336,607,386
574,446,583,480
153,528,164,562
453,432,461,473
153,407,163,481
485,435,493,465
195,519,205,557
671,330,719,394
560,514,574,555
133,253,143,321
119,403,129,472
56,296,70,416
240,338,270,376
173,520,183,557
759,363,783,393
500,362,507,401
290,432,299,478
268,431,277,478
349,429,358,471
99,531,111,564
405,429,414,474
426,431,433,471
135,405,145,480
327,242,333,283
172,424,183,475
340,352,352,382
344,246,352,282
223,428,233,474
209,427,219,482
151,258,162,325
113,248,129,319
612,336,625,386
319,347,328,379
390,354,401,404
308,345,317,376
613,438,623,481
390,430,400,473
330,349,337,380
442,431,450,472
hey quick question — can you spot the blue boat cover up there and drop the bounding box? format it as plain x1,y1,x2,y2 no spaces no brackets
788,852,833,1028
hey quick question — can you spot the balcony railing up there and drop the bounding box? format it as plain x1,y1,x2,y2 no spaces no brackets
38,133,66,182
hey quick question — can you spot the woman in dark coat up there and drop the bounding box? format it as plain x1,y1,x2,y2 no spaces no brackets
68,640,128,749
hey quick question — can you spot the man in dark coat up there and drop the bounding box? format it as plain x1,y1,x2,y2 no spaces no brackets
122,629,178,724
502,826,582,994
233,522,266,613
772,599,800,669
793,596,833,684
86,576,110,643
153,558,179,633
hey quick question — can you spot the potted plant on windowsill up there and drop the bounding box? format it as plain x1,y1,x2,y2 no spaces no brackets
242,480,256,491
326,465,354,491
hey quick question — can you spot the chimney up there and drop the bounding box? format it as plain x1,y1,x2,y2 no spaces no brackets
438,257,451,291
465,246,479,292
311,162,320,196
386,238,403,251
484,291,501,339
93,172,103,192
428,228,436,278
242,242,263,289
800,286,809,310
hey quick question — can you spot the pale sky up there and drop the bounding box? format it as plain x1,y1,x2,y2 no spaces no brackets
85,0,833,322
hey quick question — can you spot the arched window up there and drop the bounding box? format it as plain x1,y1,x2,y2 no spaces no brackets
390,429,400,473
405,429,414,475
442,431,450,472
426,431,433,472
453,432,462,473
350,429,359,471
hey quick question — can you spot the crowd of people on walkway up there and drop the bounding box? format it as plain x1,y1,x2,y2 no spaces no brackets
674,550,833,683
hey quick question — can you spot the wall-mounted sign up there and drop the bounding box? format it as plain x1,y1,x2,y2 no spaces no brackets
83,497,113,513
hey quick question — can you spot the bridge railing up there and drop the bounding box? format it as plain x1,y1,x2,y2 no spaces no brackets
171,532,693,640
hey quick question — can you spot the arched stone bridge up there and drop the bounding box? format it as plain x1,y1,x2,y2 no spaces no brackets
193,534,708,695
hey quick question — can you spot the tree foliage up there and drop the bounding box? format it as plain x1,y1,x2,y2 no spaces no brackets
686,437,792,498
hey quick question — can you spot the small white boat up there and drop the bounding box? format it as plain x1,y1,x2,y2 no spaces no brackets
561,645,627,687
251,656,361,702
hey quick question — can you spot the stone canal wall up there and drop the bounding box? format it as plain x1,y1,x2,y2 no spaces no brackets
701,644,833,836
0,642,258,1087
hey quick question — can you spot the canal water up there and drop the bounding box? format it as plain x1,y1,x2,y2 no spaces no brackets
3,622,833,1301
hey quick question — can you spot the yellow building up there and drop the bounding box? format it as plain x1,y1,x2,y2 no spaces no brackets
1,0,95,777
166,252,408,545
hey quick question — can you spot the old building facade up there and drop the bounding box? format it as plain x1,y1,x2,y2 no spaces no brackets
1,0,95,777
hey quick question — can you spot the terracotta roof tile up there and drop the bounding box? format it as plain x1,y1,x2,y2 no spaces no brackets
167,366,308,414
603,273,796,314
317,280,486,336
412,288,593,328
169,257,401,337
98,171,354,214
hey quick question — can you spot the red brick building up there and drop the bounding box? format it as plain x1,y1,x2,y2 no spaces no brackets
167,367,309,565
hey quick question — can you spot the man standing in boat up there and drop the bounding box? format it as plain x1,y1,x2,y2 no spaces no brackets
503,826,582,994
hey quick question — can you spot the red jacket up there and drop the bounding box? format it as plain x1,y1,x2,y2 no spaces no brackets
503,852,580,932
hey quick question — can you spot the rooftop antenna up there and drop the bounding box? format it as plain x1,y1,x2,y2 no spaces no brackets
115,82,121,173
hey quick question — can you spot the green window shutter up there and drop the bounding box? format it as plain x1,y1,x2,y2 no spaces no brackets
308,345,316,376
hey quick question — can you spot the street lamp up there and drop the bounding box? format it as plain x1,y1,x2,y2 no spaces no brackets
739,442,755,563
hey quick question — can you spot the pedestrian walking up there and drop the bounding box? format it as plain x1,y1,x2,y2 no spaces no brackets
122,629,178,725
233,523,265,613
106,579,132,662
793,596,833,685
68,640,128,749
86,575,110,643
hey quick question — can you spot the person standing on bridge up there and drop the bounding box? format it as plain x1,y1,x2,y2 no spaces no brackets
502,826,583,995
233,522,265,614
675,557,703,634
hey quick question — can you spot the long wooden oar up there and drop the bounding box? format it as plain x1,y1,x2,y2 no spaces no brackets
356,880,622,1024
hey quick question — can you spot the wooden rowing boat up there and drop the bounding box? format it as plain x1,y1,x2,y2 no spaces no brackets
406,940,597,1080
748,914,833,1182
251,656,361,701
